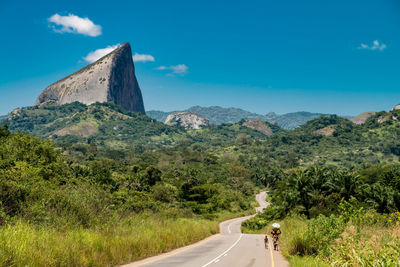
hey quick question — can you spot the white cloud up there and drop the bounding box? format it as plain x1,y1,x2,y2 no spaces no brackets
156,64,188,75
83,44,120,63
48,13,102,37
358,40,386,51
133,53,155,62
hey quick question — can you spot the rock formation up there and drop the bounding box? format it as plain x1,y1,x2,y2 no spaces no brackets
165,112,210,129
392,104,400,111
242,120,273,137
350,111,376,125
34,42,145,114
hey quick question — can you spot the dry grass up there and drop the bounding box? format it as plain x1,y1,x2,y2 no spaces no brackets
0,215,218,267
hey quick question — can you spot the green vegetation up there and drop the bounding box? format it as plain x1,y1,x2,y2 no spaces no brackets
3,102,400,266
0,216,218,267
243,163,400,265
0,122,260,266
272,208,400,266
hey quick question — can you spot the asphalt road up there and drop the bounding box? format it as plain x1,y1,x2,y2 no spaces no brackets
124,191,289,267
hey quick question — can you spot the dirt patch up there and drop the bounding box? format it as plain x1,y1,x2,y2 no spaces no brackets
243,120,273,136
314,125,336,136
56,124,97,137
350,111,376,125
378,115,391,123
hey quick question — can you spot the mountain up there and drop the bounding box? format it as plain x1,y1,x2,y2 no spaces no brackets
146,110,170,122
147,106,328,129
265,111,329,129
165,112,210,129
34,42,145,113
186,106,266,124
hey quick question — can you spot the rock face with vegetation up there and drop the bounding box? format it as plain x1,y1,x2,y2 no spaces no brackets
242,120,273,136
34,42,145,114
350,111,377,124
165,112,210,129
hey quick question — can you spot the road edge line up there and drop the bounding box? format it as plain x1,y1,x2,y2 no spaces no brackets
268,237,275,267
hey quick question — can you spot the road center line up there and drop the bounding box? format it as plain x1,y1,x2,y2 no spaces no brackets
268,237,275,267
227,221,234,234
201,234,243,267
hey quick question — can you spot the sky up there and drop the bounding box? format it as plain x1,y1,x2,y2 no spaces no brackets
1,0,400,116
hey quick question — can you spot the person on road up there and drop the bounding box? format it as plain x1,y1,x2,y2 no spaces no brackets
264,234,269,249
270,223,281,250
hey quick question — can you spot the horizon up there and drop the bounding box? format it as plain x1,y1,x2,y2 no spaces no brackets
1,0,400,116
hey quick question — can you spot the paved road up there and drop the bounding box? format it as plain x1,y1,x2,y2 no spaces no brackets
124,191,289,267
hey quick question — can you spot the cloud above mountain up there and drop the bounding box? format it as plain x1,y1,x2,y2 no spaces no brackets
358,40,386,51
83,44,120,63
83,44,155,64
48,13,102,37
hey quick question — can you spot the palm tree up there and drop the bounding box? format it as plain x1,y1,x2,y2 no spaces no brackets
326,170,362,201
364,183,395,213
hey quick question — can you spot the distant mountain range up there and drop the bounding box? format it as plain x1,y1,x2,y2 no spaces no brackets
147,106,329,129
4,101,400,167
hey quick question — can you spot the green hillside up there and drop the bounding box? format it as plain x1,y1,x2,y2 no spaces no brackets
4,102,400,168
2,102,272,159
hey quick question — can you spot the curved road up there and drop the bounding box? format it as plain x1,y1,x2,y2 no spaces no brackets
124,192,289,267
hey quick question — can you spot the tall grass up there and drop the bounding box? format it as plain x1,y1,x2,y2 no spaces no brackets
328,224,400,266
274,211,400,266
0,215,218,267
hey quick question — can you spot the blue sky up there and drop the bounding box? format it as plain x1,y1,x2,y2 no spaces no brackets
1,0,399,116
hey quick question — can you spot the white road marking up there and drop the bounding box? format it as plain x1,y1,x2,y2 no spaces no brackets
201,234,243,267
227,221,235,234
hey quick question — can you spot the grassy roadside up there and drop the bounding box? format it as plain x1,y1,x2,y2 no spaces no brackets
0,215,217,267
242,211,400,266
0,209,254,267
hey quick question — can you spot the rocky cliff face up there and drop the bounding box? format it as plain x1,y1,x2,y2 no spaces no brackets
392,104,400,111
34,42,145,114
165,112,210,129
